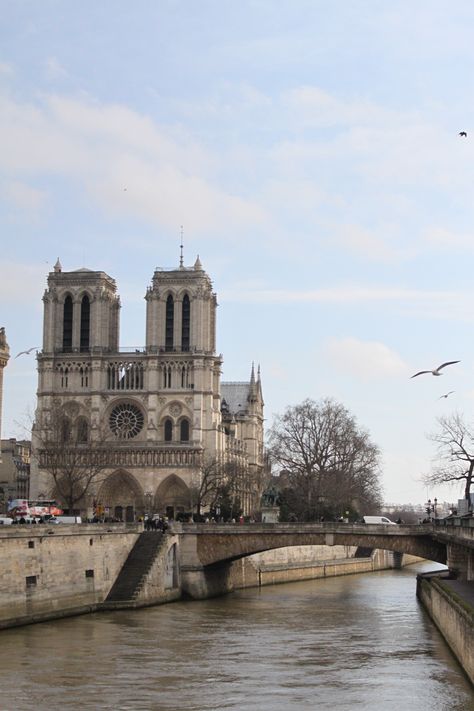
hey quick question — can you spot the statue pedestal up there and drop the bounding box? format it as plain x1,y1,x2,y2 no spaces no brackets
261,505,279,523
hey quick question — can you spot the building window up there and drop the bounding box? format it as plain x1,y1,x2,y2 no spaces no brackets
165,295,174,351
60,366,69,388
63,296,73,352
85,569,94,578
163,365,172,389
80,295,90,352
26,575,37,588
164,418,173,442
182,294,190,351
76,418,89,443
109,403,144,439
61,417,72,442
180,419,190,442
28,541,35,549
80,366,89,388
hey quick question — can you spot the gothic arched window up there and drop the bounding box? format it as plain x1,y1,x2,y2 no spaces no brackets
164,418,173,442
80,295,90,352
182,294,190,351
180,419,190,442
76,418,89,443
165,295,174,351
63,296,73,352
61,417,72,442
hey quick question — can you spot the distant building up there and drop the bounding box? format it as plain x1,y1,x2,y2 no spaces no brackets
30,256,264,520
0,438,31,509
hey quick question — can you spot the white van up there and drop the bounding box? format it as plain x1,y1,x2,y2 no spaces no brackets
54,515,82,524
363,515,397,525
0,516,13,525
54,516,82,523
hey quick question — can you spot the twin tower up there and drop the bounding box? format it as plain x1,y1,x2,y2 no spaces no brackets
31,257,264,520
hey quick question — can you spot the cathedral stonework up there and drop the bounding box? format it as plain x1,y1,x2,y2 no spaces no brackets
30,258,264,521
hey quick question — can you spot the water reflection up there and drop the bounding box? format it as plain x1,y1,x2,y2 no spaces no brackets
0,562,472,710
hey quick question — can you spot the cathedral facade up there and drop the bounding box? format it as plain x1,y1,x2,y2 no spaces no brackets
30,257,264,521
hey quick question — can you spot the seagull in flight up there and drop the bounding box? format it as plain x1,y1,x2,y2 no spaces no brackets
459,131,467,137
411,360,460,378
15,346,39,358
439,391,455,399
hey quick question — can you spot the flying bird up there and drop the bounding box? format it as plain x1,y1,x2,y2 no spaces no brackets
411,361,460,378
439,391,455,399
15,346,39,358
459,131,467,137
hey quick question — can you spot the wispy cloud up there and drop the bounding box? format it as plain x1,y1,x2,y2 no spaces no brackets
0,262,46,305
324,337,410,379
0,92,269,235
2,180,48,213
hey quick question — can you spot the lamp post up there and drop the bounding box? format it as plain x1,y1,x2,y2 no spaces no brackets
425,497,438,521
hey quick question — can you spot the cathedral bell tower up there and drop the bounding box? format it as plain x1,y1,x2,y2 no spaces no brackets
41,259,120,355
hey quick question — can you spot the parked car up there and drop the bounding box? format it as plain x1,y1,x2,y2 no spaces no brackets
0,516,13,525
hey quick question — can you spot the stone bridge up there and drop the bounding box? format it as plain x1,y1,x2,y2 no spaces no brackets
169,521,474,599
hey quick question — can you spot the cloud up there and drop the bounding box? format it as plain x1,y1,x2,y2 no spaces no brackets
0,62,14,76
324,337,409,379
330,223,416,262
0,92,268,235
2,180,48,213
0,262,46,305
220,284,453,305
283,86,416,129
423,227,474,252
44,57,69,80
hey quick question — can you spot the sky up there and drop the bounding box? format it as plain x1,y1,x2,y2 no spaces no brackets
2,1,474,506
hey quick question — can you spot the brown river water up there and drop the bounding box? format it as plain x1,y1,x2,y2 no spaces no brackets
0,562,472,710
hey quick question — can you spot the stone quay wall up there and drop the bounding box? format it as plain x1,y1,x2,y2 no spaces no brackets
0,524,424,629
0,524,141,629
228,546,422,590
417,573,474,686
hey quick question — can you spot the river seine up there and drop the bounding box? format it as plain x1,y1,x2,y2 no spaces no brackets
0,562,472,710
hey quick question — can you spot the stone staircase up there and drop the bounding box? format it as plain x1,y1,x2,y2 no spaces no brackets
104,532,166,605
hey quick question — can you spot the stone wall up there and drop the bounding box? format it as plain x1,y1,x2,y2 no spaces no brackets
0,524,140,629
228,546,422,590
417,573,474,685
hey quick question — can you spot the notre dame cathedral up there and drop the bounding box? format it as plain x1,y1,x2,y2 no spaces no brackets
29,255,264,521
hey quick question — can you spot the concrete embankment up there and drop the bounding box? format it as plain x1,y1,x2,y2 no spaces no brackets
417,572,474,686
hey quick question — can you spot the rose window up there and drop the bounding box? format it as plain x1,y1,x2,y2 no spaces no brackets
109,403,144,439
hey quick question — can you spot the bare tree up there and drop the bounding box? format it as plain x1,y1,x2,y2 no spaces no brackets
189,456,225,517
189,455,248,520
34,405,111,514
426,413,474,503
267,398,383,521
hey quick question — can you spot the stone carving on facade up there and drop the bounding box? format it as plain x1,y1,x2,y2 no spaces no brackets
169,403,183,417
63,401,80,417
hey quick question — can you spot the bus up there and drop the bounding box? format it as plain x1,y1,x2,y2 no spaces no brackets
7,499,63,519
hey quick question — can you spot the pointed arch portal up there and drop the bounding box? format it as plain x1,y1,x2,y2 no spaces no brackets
97,470,143,522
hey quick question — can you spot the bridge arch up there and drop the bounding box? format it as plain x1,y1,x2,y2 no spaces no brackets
177,523,447,568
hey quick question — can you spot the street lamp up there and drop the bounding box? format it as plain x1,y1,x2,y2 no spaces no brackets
425,497,438,520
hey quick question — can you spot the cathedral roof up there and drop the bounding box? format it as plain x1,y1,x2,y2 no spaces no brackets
221,382,251,414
